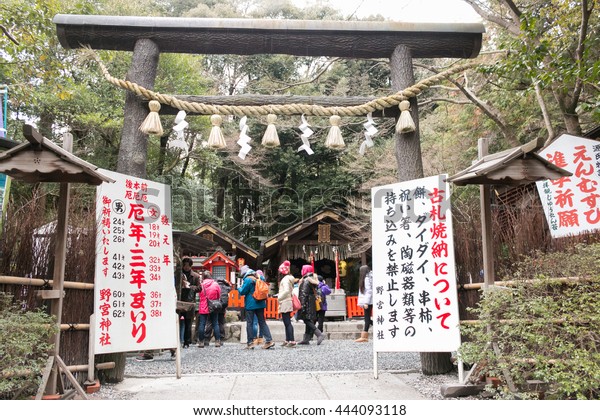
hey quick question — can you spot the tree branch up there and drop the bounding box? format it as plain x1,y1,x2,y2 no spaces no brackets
571,0,592,107
463,0,521,36
419,63,518,146
419,97,472,106
534,82,555,146
271,58,340,94
0,24,19,46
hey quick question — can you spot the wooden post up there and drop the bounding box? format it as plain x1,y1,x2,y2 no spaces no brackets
45,132,72,395
86,313,95,383
478,138,495,287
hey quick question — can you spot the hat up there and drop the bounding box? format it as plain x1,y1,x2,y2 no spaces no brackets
278,260,291,275
301,265,314,277
240,265,250,277
256,270,265,280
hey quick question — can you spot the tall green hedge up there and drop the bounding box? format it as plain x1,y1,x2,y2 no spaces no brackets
0,293,57,399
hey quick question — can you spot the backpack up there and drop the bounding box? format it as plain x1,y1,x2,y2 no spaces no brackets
219,281,231,308
252,277,269,301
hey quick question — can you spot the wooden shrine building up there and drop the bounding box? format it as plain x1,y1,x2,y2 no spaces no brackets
192,222,259,270
258,209,368,293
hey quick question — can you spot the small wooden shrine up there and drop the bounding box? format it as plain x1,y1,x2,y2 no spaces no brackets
192,222,259,269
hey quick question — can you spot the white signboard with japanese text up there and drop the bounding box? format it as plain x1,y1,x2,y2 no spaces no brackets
94,169,177,354
371,174,460,352
536,134,600,238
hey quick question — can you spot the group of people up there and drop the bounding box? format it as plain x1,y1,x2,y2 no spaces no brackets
274,261,331,348
179,257,231,349
177,257,375,350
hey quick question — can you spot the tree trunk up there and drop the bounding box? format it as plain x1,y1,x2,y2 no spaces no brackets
106,38,160,383
420,351,454,375
116,38,160,179
390,44,452,375
390,45,423,183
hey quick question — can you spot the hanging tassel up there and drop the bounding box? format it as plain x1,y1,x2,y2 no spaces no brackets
207,114,226,149
324,115,345,150
139,100,164,136
396,100,416,134
261,114,280,148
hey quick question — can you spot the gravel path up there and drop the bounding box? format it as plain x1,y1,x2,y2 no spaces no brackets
94,340,463,400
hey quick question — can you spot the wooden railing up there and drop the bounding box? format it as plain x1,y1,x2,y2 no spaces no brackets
345,296,364,318
228,290,364,319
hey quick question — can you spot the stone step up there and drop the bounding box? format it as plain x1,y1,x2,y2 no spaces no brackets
235,320,372,343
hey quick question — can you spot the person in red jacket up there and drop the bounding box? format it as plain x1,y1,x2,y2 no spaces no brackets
197,271,222,348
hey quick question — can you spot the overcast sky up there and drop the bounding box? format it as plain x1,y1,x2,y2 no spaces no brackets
293,0,482,22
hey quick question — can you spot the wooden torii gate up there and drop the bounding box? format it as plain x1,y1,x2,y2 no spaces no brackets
53,13,484,375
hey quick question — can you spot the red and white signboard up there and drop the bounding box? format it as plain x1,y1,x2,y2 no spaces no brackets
371,174,460,352
536,134,600,238
94,169,177,354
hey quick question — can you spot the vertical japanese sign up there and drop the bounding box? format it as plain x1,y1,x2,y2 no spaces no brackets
371,174,460,352
94,169,177,354
536,134,600,238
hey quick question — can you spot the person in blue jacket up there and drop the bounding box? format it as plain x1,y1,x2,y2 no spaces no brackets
237,265,274,350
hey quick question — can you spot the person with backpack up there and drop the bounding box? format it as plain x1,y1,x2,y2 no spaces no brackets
236,265,274,349
203,274,232,347
315,275,332,337
297,265,325,345
250,270,268,346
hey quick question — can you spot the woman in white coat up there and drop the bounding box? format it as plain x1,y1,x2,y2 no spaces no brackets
277,260,298,347
355,265,373,343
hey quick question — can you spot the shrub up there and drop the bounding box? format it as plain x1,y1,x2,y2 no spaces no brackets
459,271,600,399
0,292,57,400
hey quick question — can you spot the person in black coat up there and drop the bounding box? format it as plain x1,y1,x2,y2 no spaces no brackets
297,265,325,345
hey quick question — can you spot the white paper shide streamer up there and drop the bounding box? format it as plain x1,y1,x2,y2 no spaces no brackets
359,112,378,156
168,110,189,157
297,114,314,155
237,116,252,159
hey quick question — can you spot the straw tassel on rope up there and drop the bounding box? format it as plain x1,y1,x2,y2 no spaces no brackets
207,114,226,149
261,114,280,148
396,100,416,134
324,115,345,150
139,100,164,136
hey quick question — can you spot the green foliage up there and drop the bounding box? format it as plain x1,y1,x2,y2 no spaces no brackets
0,293,57,400
459,245,600,399
508,243,600,280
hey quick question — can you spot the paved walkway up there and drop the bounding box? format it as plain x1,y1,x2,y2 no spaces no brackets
108,370,426,400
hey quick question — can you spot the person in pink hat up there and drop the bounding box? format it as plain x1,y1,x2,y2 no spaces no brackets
297,264,325,345
277,260,298,347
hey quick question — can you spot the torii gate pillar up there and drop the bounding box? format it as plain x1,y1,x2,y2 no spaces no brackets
391,45,424,183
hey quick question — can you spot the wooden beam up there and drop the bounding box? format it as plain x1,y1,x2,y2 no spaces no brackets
0,275,94,289
54,15,484,59
55,355,89,400
22,124,44,149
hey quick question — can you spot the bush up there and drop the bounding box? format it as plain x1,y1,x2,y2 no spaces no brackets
0,292,57,400
459,266,600,399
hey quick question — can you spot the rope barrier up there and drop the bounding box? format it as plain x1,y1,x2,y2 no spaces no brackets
84,47,480,118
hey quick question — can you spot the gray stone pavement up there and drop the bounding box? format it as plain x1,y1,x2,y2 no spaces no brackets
106,370,426,400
